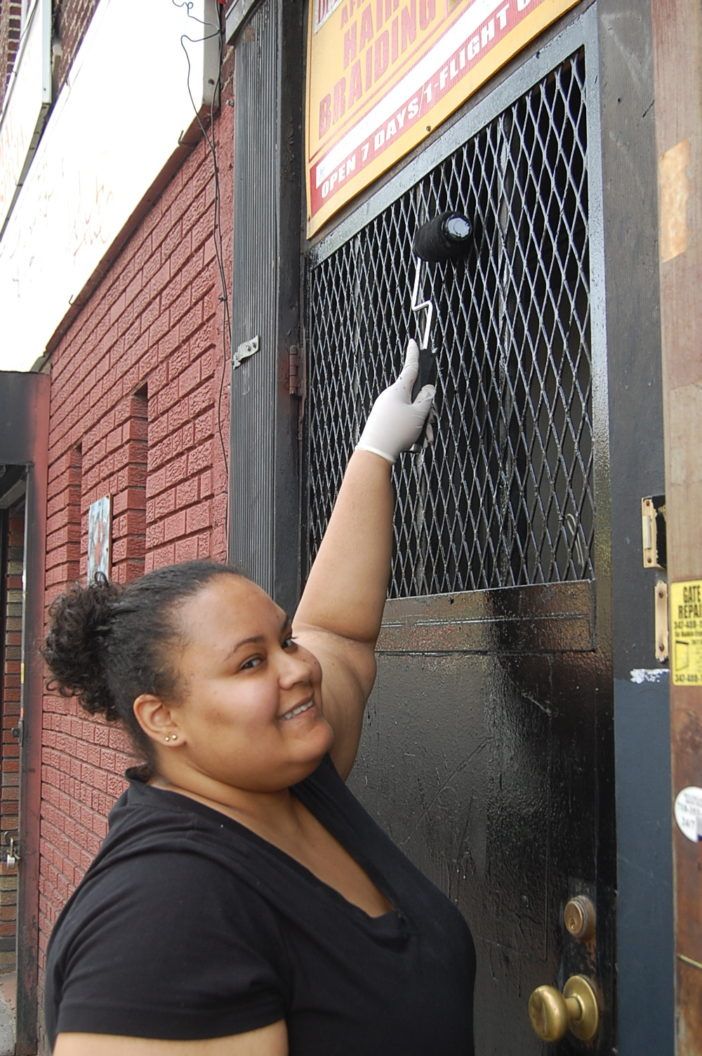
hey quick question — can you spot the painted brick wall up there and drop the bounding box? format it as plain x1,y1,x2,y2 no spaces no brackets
0,507,24,971
38,54,235,1011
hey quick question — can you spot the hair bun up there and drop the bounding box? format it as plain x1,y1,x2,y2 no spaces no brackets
44,574,122,720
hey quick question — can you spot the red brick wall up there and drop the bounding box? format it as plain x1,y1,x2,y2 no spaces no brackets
39,59,234,996
51,0,101,97
0,507,24,970
0,0,101,115
0,0,22,110
111,388,147,583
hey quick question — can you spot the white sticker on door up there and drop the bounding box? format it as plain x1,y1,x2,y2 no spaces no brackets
674,787,702,843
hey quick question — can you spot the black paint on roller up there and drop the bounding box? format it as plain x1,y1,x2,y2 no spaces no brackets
412,211,473,263
411,211,473,403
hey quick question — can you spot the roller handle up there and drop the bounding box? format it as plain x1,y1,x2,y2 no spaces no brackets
411,345,437,403
413,211,473,262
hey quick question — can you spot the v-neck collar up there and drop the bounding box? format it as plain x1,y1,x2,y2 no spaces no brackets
124,760,411,934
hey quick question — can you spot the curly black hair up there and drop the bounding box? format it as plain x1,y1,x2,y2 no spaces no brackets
43,561,243,768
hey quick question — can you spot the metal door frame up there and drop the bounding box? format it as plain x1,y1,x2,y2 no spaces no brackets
226,0,305,616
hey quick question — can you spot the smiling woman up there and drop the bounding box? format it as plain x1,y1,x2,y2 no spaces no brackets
42,343,476,1056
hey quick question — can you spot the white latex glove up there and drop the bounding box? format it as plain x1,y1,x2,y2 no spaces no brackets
356,340,436,464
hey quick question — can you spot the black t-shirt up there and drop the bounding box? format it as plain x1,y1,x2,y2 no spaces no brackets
46,755,475,1054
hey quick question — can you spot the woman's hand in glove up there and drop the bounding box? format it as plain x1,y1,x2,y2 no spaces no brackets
355,340,435,464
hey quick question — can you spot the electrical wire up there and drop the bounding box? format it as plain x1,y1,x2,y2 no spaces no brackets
172,0,232,550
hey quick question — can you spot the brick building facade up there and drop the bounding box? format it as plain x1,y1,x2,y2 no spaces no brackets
1,0,234,1048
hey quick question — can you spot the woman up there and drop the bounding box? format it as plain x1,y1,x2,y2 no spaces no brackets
43,342,476,1055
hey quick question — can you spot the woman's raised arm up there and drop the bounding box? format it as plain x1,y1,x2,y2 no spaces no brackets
293,341,434,777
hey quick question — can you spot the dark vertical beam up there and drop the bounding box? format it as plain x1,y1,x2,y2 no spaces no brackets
0,371,51,1056
650,2,702,1052
592,3,673,1051
227,0,304,614
16,390,49,1056
0,510,8,723
0,508,9,970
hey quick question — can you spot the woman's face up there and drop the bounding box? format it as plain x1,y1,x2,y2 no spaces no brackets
164,575,333,793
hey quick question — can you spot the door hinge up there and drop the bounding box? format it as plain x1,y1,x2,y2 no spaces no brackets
654,580,669,662
642,497,668,662
642,495,667,569
289,344,302,397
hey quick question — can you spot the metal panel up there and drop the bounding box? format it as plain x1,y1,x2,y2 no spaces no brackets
229,0,304,612
0,372,47,464
379,581,595,654
592,0,674,1050
230,0,278,592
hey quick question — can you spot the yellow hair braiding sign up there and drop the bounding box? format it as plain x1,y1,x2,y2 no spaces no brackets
306,0,579,236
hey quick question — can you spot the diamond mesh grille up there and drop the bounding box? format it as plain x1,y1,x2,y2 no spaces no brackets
306,51,593,598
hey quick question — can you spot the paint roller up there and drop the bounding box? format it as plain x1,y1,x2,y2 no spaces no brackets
410,211,474,404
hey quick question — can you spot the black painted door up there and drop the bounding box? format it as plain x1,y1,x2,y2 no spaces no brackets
305,15,618,1055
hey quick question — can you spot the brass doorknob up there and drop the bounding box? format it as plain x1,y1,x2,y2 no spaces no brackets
528,975,600,1042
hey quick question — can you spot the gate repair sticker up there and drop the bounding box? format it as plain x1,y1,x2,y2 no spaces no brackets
674,787,702,843
671,580,702,686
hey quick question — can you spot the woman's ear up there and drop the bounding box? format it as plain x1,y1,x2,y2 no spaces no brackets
133,694,182,747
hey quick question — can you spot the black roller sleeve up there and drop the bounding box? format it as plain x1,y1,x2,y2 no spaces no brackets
412,211,473,262
409,210,473,409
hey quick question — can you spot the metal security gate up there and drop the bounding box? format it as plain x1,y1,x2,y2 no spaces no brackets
306,52,592,598
304,14,620,1055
